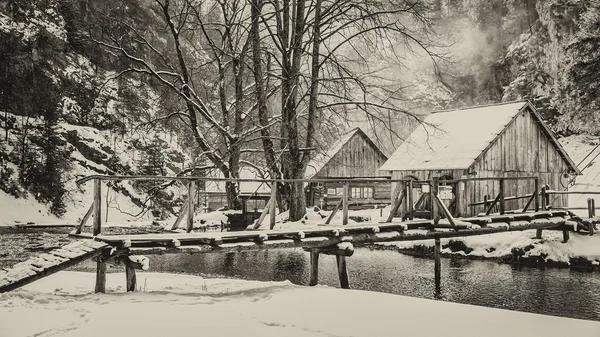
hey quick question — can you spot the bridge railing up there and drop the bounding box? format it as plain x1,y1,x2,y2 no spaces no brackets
75,174,417,235
463,176,540,215
544,189,600,235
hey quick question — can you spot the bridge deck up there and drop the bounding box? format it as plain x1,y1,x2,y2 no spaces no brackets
0,240,109,293
74,211,569,255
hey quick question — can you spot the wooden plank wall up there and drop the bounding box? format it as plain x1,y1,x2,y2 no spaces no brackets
317,132,389,178
388,109,572,216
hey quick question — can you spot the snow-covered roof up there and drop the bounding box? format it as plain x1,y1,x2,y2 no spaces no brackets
304,127,386,179
380,101,579,172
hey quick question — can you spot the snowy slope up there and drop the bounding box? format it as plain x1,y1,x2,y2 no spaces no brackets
560,134,600,213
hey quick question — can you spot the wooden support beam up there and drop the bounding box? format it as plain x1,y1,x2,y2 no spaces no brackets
305,243,354,257
75,204,94,234
522,191,536,213
93,179,102,236
186,181,195,233
95,258,106,293
433,193,457,230
125,264,136,292
588,198,595,236
171,201,189,231
309,251,319,286
336,255,350,289
534,178,540,212
434,238,441,288
408,179,414,220
432,178,439,225
485,193,501,215
499,178,505,215
386,189,406,223
325,198,344,225
541,186,548,210
535,229,543,239
252,198,272,230
562,229,570,243
342,183,349,226
454,179,461,218
270,181,277,230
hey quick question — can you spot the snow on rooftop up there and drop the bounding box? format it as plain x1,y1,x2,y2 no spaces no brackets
380,101,529,171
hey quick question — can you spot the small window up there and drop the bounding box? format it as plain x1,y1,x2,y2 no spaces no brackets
327,188,337,196
363,187,373,199
351,187,361,198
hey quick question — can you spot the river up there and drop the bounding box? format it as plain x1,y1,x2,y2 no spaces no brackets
2,227,599,321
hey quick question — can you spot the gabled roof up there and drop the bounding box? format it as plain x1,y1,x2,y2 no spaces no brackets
304,127,387,179
379,101,580,174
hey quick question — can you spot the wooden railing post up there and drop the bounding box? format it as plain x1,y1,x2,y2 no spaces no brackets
95,257,106,293
270,181,277,229
483,195,489,212
309,250,319,286
588,198,595,236
186,181,195,233
342,183,349,226
534,178,539,212
336,255,350,289
408,179,414,220
434,238,441,288
93,179,102,236
432,178,439,225
499,178,505,215
541,185,547,210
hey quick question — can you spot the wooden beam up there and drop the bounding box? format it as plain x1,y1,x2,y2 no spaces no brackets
433,193,457,230
252,198,271,230
186,181,195,233
309,251,319,286
125,264,136,292
499,178,505,215
325,198,344,225
336,255,350,289
534,178,540,212
432,178,440,225
385,189,406,223
588,198,595,236
408,179,414,220
75,204,94,235
342,183,349,226
93,179,102,236
95,259,106,293
522,191,536,213
562,229,570,243
270,182,277,230
171,201,189,231
306,243,354,257
434,238,441,287
535,229,543,239
485,193,501,215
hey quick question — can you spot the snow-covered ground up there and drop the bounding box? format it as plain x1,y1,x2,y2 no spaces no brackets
1,271,598,337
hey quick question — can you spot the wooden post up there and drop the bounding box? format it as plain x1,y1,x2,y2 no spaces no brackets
186,181,195,233
342,183,349,226
402,181,409,221
309,251,319,286
75,204,94,234
432,178,439,225
434,238,441,288
270,181,277,229
336,255,350,289
535,229,543,239
93,179,102,236
454,180,461,218
408,179,414,220
95,258,106,293
588,198,595,236
562,229,570,243
170,201,189,231
541,186,547,210
125,264,136,292
386,189,405,223
499,178,505,215
483,195,489,213
593,198,596,217
325,198,343,225
534,178,539,212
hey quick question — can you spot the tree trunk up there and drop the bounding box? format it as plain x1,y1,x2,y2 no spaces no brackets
288,180,306,221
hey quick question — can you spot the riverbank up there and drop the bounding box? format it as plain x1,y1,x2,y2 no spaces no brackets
1,271,598,337
370,229,600,270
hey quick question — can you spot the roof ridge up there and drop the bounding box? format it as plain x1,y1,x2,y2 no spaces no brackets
430,100,529,114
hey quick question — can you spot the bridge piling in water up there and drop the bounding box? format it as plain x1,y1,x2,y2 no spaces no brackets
434,238,441,287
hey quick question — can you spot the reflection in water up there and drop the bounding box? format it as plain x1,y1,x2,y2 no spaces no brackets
147,248,600,321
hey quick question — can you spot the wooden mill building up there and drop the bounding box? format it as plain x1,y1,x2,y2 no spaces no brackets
305,127,391,210
379,101,580,217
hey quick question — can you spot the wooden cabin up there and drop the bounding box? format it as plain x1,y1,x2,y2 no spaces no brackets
305,127,391,210
379,101,581,217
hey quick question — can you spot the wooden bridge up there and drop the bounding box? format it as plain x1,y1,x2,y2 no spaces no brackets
1,175,598,294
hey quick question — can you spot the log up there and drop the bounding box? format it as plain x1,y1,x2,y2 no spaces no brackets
535,229,543,239
342,183,349,226
187,181,195,233
253,198,272,230
95,259,106,293
171,201,189,231
93,179,102,236
562,229,570,243
75,204,94,234
125,264,136,292
309,251,319,286
270,182,277,229
336,255,350,289
325,198,344,225
305,243,354,257
386,188,406,223
434,238,441,287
